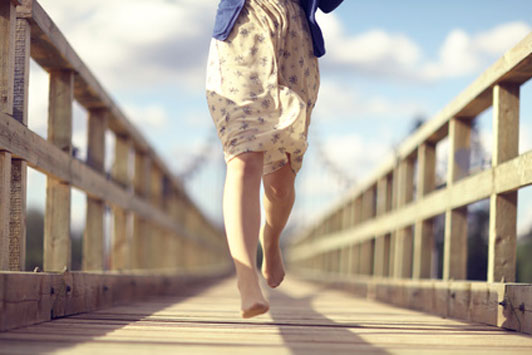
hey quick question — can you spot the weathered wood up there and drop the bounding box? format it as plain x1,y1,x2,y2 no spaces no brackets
8,159,25,271
443,117,470,281
393,227,413,278
44,70,73,272
8,16,31,271
0,269,230,332
83,109,107,271
0,112,224,251
13,16,29,124
0,0,16,114
132,153,149,270
488,84,519,283
413,219,433,279
83,198,104,271
111,135,132,271
287,149,532,261
412,143,435,279
0,151,11,270
17,0,186,200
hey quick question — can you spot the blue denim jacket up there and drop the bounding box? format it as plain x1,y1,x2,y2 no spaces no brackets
212,0,344,57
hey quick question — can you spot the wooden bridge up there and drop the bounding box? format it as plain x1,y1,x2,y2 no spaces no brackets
1,0,531,353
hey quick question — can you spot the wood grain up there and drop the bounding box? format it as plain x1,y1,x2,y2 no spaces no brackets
1,277,531,353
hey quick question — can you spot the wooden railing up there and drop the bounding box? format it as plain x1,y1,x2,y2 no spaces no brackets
287,33,532,335
0,0,230,331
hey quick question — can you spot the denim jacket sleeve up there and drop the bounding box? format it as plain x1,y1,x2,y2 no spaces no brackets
318,0,344,13
212,0,245,40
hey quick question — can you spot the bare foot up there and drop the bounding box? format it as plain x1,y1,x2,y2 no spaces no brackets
260,224,286,288
237,271,269,318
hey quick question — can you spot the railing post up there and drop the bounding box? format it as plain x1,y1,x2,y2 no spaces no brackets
111,134,132,270
488,84,519,282
150,165,164,269
0,151,11,270
9,1,30,271
443,117,471,280
0,0,15,114
393,158,414,278
413,143,436,279
83,108,108,271
44,69,74,272
1,0,28,271
374,176,391,277
132,152,149,269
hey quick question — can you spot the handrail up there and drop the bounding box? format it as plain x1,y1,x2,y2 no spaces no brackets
287,32,532,335
0,0,230,331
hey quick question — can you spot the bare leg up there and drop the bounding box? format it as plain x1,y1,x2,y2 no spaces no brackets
223,152,269,318
260,161,296,288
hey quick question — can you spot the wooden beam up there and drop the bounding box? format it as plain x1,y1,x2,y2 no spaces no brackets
0,268,231,332
111,135,132,271
443,117,471,281
44,70,73,272
0,112,224,252
8,13,31,271
0,151,11,270
83,109,107,271
488,83,519,282
413,143,436,279
287,149,532,261
16,0,187,203
299,33,532,232
292,269,531,335
0,0,16,114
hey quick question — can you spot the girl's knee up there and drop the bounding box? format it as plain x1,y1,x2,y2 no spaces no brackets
264,167,295,201
228,152,264,177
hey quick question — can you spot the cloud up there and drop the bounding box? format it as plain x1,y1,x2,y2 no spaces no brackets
313,80,427,122
319,13,423,80
319,13,531,82
422,22,531,80
123,103,170,131
38,0,217,92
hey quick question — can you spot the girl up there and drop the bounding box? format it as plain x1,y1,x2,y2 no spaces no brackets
206,0,343,318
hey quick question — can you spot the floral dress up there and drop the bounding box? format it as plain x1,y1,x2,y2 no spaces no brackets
206,0,320,175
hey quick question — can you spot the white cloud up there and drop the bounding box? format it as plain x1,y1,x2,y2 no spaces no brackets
38,0,217,92
319,13,531,82
123,103,169,131
314,80,427,122
319,13,423,80
422,22,531,80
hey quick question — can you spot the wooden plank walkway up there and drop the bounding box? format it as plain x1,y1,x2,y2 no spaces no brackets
0,277,531,354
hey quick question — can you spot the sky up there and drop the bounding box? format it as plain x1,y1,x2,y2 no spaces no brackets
26,0,532,237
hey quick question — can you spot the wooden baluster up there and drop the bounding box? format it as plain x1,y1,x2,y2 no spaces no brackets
44,70,73,271
374,176,391,277
393,158,415,278
83,108,107,271
1,0,29,271
0,151,11,270
10,3,30,271
0,0,15,114
360,240,374,275
413,143,436,279
132,152,149,270
351,244,360,275
488,84,519,282
443,117,471,280
150,165,164,269
111,134,132,270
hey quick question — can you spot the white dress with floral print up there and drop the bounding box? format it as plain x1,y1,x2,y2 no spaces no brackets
206,0,320,175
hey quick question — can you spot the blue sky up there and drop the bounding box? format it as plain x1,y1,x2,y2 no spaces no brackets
27,0,532,236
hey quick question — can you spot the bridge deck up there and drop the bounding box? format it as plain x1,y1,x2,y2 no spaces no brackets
0,277,531,354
